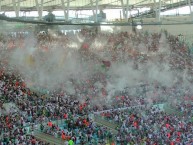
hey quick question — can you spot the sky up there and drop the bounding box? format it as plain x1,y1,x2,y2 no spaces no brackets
0,6,193,20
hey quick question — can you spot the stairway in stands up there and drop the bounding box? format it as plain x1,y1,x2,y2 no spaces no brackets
164,103,182,116
34,132,64,145
0,102,19,115
94,117,118,134
34,117,119,145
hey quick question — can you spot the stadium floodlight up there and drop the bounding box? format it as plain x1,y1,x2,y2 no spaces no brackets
136,25,142,30
136,21,142,30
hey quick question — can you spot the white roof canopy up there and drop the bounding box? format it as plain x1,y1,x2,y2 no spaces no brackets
0,0,181,11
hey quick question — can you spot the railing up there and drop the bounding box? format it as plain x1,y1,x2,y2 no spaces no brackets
93,104,146,114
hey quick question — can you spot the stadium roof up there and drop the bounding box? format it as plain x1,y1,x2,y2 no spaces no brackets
0,0,181,11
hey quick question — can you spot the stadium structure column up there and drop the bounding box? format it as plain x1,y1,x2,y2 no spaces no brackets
90,0,96,18
66,0,70,21
35,0,44,20
0,0,1,12
61,0,67,20
12,0,21,17
120,0,126,19
95,0,99,22
61,0,70,21
188,0,193,21
126,0,130,19
157,0,161,22
154,0,161,22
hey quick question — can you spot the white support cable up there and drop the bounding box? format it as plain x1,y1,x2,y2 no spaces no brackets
35,0,44,20
35,0,40,18
188,0,192,12
12,0,20,17
61,0,67,20
35,0,38,10
154,0,161,22
12,0,17,16
0,0,1,12
158,0,161,22
153,0,157,18
61,0,70,21
16,0,20,17
95,0,98,22
66,0,70,21
120,0,126,19
40,0,44,20
90,0,96,16
126,0,129,19
120,0,131,20
188,0,193,20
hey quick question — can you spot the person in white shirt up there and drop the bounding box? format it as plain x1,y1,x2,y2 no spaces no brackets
64,140,68,145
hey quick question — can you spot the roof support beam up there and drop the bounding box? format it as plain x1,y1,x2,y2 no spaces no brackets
126,0,130,19
157,0,161,22
188,0,193,21
95,0,98,22
153,0,157,17
61,0,70,21
12,0,20,17
43,0,54,5
89,0,99,22
90,0,96,16
120,0,131,19
0,0,1,12
66,0,70,20
154,0,161,22
35,0,44,20
120,0,126,19
171,0,173,8
61,0,66,20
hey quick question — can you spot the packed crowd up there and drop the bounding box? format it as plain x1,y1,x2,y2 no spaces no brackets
98,104,193,144
0,27,193,145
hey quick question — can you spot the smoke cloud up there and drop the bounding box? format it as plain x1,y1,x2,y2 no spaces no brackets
1,28,192,104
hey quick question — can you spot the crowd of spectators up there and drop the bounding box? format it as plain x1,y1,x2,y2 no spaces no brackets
0,28,193,145
98,104,193,144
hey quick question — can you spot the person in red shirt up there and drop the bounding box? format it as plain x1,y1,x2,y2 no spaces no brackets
64,113,68,119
